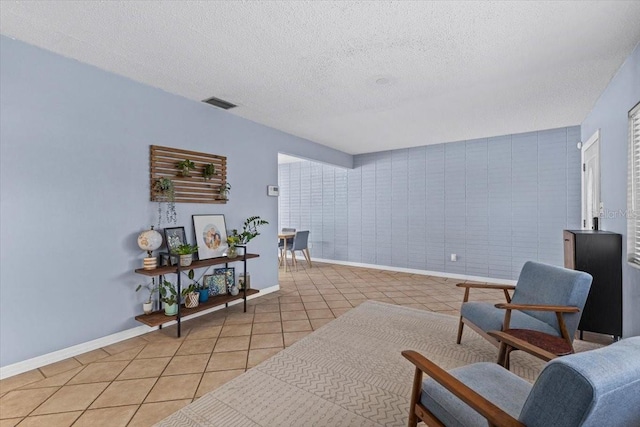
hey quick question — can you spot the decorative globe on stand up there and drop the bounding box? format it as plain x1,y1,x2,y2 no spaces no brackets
138,226,163,270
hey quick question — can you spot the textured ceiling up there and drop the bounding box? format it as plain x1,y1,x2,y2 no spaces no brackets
2,1,640,155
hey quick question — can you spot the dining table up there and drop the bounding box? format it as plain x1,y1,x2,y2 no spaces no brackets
278,232,295,272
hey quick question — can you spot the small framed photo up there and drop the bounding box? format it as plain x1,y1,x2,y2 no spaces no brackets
214,267,235,291
164,227,187,254
192,215,228,260
204,274,227,297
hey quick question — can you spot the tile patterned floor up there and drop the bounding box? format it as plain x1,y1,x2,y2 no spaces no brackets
0,262,609,426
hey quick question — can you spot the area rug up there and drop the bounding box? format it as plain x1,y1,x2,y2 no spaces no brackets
157,300,601,427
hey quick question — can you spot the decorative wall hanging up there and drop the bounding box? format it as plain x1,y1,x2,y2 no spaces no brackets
150,145,228,204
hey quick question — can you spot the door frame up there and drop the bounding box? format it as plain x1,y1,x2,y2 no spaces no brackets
581,129,600,230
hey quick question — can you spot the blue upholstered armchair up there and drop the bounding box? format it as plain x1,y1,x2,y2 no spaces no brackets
402,337,640,427
456,261,592,366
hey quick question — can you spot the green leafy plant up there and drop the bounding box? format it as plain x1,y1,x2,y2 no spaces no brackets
203,163,216,180
219,182,231,199
181,283,199,297
176,159,196,177
153,177,176,225
135,281,159,304
231,215,269,245
159,280,178,306
186,269,207,291
172,244,198,255
226,234,241,247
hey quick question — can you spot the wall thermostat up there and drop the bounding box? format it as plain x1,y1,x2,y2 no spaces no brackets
267,185,279,196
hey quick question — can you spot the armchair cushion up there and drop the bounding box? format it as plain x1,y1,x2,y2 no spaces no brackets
461,302,560,337
421,362,531,427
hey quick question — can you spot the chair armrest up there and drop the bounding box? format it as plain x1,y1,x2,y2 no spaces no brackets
401,350,525,427
495,303,580,313
487,331,561,362
456,283,516,290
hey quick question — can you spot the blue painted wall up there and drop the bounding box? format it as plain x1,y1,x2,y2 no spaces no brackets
0,36,352,367
279,127,582,280
582,42,640,337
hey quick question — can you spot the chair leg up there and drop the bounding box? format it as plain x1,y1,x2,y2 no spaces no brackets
497,342,509,367
408,366,423,427
456,317,465,344
303,248,312,267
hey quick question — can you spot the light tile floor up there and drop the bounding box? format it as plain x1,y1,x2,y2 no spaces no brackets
0,262,609,426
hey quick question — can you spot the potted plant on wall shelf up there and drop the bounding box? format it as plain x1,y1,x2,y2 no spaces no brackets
153,177,177,225
186,269,209,303
226,233,241,258
136,281,159,314
159,280,178,316
219,182,231,200
176,159,196,177
173,244,198,267
203,163,216,181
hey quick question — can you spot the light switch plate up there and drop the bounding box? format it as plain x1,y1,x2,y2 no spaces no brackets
267,185,279,197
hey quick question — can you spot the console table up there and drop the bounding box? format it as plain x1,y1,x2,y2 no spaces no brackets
134,253,259,337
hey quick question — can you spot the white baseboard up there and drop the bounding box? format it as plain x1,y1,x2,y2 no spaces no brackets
0,284,280,380
303,256,518,286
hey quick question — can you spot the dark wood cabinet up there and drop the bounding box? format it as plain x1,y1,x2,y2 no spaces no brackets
563,230,622,339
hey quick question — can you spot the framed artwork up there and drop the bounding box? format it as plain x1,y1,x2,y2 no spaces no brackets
192,215,228,260
164,227,187,254
214,267,235,291
204,274,227,297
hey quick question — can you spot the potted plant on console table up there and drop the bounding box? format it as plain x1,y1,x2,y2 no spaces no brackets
136,281,159,314
173,244,198,267
160,280,178,316
229,215,269,256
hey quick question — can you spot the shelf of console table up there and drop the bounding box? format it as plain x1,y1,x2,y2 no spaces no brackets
135,288,259,327
134,252,259,336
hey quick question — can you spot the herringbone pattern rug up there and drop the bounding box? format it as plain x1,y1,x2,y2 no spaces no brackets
156,300,601,426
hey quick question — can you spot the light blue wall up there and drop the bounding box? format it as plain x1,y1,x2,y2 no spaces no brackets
0,36,352,367
279,127,582,280
582,42,640,338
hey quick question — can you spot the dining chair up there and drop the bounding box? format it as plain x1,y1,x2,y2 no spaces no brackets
285,230,311,270
278,228,296,267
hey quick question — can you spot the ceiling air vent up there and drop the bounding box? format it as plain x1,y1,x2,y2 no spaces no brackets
202,96,236,110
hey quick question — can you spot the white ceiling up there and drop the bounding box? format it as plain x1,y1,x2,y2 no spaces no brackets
2,1,640,155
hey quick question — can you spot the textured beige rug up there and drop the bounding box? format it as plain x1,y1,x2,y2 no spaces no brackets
157,301,601,427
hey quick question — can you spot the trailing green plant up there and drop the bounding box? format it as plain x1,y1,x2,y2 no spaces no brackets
203,163,216,180
172,243,198,255
219,182,231,199
135,281,159,304
153,177,177,225
159,280,178,306
176,159,196,177
230,215,269,245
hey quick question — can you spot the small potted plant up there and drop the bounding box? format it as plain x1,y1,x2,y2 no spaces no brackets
182,283,199,308
176,159,196,177
173,244,198,267
186,269,209,303
226,233,241,258
135,281,159,314
229,216,269,255
203,163,216,180
159,280,178,316
219,182,231,200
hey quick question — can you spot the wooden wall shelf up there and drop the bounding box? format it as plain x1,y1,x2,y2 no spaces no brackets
150,145,228,204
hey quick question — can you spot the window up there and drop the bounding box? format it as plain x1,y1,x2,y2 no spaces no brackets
629,102,640,267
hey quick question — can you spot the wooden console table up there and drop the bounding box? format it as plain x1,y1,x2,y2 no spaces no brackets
134,253,259,337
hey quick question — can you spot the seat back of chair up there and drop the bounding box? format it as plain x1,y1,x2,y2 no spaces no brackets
511,261,592,340
519,337,640,427
291,231,309,251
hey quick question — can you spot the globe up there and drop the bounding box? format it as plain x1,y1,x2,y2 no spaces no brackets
138,227,163,255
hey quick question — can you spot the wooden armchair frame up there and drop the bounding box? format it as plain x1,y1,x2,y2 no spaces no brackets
455,283,516,346
402,350,525,427
488,303,579,368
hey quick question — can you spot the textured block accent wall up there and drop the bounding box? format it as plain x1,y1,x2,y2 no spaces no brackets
279,126,581,280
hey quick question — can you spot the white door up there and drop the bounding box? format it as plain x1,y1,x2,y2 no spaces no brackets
582,130,600,229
